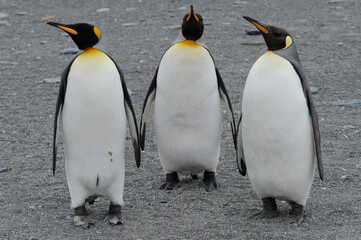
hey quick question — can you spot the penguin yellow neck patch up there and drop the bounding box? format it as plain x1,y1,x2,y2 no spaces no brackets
177,40,201,48
82,47,103,56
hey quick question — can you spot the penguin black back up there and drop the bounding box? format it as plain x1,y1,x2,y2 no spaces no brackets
181,5,204,41
47,22,101,50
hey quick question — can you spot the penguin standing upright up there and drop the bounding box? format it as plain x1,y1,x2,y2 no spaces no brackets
237,17,324,224
48,22,140,228
140,6,237,192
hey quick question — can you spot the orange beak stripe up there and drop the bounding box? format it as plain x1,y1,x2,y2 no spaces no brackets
252,22,268,34
193,12,199,22
186,10,199,22
58,25,78,35
186,11,192,21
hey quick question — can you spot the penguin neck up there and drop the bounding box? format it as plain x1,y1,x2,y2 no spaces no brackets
178,40,201,47
82,47,102,55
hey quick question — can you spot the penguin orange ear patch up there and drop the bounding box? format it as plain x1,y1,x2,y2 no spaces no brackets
252,22,269,34
58,25,78,35
94,27,101,40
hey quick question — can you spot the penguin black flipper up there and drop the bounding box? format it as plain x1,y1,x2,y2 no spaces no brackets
140,68,158,151
236,114,247,176
215,68,237,150
53,59,75,175
290,61,323,181
109,56,141,168
276,46,324,181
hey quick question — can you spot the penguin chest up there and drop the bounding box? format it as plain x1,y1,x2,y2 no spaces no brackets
62,49,126,186
242,52,315,203
154,42,222,173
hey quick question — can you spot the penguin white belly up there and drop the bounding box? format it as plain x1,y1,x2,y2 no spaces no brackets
62,49,126,208
242,52,315,206
154,42,222,175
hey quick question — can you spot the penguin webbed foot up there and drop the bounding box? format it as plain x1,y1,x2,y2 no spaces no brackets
104,203,123,226
250,197,279,219
201,171,219,192
85,196,97,205
286,201,304,225
191,174,198,180
160,172,180,190
73,205,95,229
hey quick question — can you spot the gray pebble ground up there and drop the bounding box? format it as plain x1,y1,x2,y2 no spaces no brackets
0,0,360,239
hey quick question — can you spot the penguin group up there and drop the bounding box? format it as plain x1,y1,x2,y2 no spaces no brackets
48,5,323,228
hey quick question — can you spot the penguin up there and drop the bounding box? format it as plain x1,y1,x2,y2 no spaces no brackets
48,22,140,228
237,17,324,224
140,6,237,192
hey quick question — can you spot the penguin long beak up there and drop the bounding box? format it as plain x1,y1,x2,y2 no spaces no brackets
243,16,269,34
47,22,78,35
186,5,199,22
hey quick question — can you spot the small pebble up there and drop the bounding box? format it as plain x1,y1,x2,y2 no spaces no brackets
0,168,9,173
60,48,79,54
13,50,27,55
122,22,138,27
246,30,261,35
332,99,361,107
162,25,179,30
0,61,18,65
310,86,318,94
96,8,110,12
240,41,264,45
0,20,10,26
126,7,136,12
43,76,61,83
15,11,27,16
0,13,9,18
340,175,351,180
40,16,54,22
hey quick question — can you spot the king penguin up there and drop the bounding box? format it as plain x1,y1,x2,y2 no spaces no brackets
48,22,140,228
237,17,324,224
140,6,237,192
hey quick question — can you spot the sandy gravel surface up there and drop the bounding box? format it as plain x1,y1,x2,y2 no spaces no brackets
0,0,360,239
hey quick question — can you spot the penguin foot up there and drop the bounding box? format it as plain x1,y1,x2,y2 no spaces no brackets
160,172,180,190
287,201,304,225
251,197,278,219
73,205,94,229
85,196,97,205
191,174,198,180
201,171,219,192
104,204,123,226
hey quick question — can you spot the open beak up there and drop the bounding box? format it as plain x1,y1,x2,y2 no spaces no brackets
243,16,269,34
47,22,78,35
186,5,199,22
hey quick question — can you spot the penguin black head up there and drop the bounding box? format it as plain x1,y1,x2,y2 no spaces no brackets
181,5,204,41
47,22,101,50
243,16,293,51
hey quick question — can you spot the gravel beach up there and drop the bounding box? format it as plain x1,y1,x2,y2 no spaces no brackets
0,0,360,239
